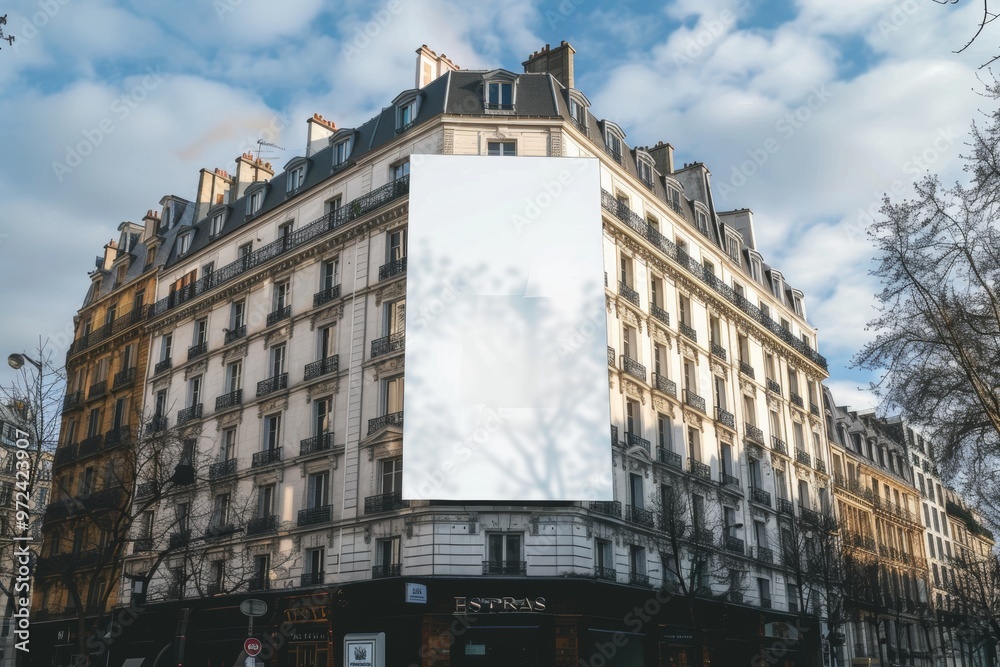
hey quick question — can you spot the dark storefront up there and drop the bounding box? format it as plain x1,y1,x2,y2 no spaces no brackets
27,578,820,666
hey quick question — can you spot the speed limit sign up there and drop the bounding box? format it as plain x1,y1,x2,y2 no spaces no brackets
244,637,262,657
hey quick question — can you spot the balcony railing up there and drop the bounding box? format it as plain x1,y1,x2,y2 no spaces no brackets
79,434,103,457
795,449,812,466
650,304,669,325
209,458,237,480
133,538,153,554
744,423,764,444
750,487,772,507
594,566,617,582
256,373,288,397
154,358,172,375
810,402,821,417
790,392,804,408
188,341,208,360
754,546,774,564
246,515,277,536
168,530,191,549
725,535,745,554
62,390,84,412
777,498,794,515
720,472,740,488
148,415,168,433
297,504,332,526
215,389,242,411
814,459,827,474
304,355,339,380
104,426,130,450
625,505,655,528
204,523,237,541
760,597,772,609
688,459,711,479
224,325,246,344
624,431,650,454
766,378,781,395
371,332,405,358
618,281,640,306
629,572,651,587
710,342,727,361
177,403,203,424
589,500,622,518
771,436,787,455
301,572,325,587
266,305,291,326
739,361,755,378
607,346,615,366
657,447,682,469
800,506,820,524
652,373,676,397
251,447,282,468
136,480,158,498
313,284,341,307
368,411,403,435
112,368,136,389
715,407,735,429
379,257,407,281
300,432,334,455
88,381,107,401
482,560,526,575
620,355,646,381
365,492,409,513
683,389,705,413
68,305,149,355
372,563,401,578
679,321,697,342
611,424,618,448
248,574,270,591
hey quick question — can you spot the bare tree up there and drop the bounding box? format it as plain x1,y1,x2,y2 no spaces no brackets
931,0,1000,68
947,547,1000,661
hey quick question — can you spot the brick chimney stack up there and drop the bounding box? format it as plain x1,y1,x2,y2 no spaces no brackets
307,114,337,158
415,44,460,88
195,167,233,222
234,153,274,200
522,41,575,89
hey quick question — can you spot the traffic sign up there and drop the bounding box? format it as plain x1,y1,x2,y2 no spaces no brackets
244,637,262,657
240,599,267,617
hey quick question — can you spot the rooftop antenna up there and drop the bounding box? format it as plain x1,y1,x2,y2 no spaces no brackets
255,139,285,161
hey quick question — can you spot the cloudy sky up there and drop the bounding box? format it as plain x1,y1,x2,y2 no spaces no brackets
0,0,993,408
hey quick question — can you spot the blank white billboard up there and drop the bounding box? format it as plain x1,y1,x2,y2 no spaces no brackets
402,155,611,501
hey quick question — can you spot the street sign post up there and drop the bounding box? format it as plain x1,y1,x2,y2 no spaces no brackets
244,638,262,657
240,599,268,637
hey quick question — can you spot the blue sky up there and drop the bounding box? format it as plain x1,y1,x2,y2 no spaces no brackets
0,0,993,409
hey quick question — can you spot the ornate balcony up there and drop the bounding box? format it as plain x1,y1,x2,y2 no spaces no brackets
113,368,136,389
379,257,407,281
251,447,282,468
594,566,617,582
177,403,203,425
304,355,339,380
657,447,682,469
215,389,242,411
187,341,208,361
209,458,237,480
300,432,334,455
300,572,325,587
739,361,755,378
136,480,158,498
683,389,705,413
88,381,107,401
104,426,130,450
589,500,622,518
766,378,781,395
750,487,772,507
154,359,172,375
246,515,277,536
624,431,650,454
620,355,646,381
625,505,655,528
710,342,727,361
688,459,711,479
313,284,341,307
814,459,827,474
810,402,821,417
364,492,409,513
771,437,787,455
715,407,735,429
133,538,153,554
482,560,526,575
652,373,676,397
266,305,291,326
611,424,618,448
607,346,615,366
650,304,670,325
371,332,405,358
79,434,103,457
790,392,804,409
725,535,745,554
745,423,764,443
368,411,403,435
168,530,191,549
795,449,812,466
679,321,697,342
754,546,774,564
62,390,84,412
760,597,772,609
256,373,288,397
372,564,401,578
618,281,640,306
629,572,651,587
224,325,246,344
248,574,270,591
720,472,740,488
148,415,168,433
297,504,332,526
777,498,794,515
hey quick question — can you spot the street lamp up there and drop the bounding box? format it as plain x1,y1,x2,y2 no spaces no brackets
7,353,43,371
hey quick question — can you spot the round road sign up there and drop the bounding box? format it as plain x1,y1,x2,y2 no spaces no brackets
244,637,262,657
240,599,267,617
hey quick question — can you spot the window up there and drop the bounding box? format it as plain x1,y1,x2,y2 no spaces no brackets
687,426,701,463
226,361,242,393
486,81,513,110
384,376,404,414
307,472,329,509
487,141,516,156
246,189,264,216
314,397,333,437
270,343,286,377
595,539,613,572
321,258,339,292
238,242,253,268
325,196,342,216
263,413,281,451
273,280,290,312
381,458,402,495
625,399,640,437
691,494,705,530
727,234,741,262
189,375,202,408
333,137,353,167
758,577,772,607
622,324,637,360
385,299,406,336
210,211,225,238
115,264,127,286
176,502,190,534
387,228,407,263
305,547,325,577
211,493,230,528
160,333,173,362
193,318,207,347
695,210,709,235
650,276,663,310
376,537,401,576
629,473,643,510
257,484,275,518
605,129,623,161
653,343,667,377
714,376,727,412
287,165,305,193
487,533,522,571
398,98,417,130
79,467,95,496
392,160,410,181
637,158,653,187
209,560,225,593
87,408,102,438
177,233,192,256
278,221,293,249
679,294,692,328
222,427,236,461
231,300,246,331
667,186,681,212
154,389,167,419
629,545,646,578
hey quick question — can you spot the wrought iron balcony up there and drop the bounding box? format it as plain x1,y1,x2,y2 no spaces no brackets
777,498,794,515
113,367,136,389
177,403,203,424
300,571,325,587
738,361,755,378
629,572,651,587
683,389,705,413
224,325,246,344
246,515,277,536
771,436,787,455
618,281,640,306
372,563,401,578
611,424,618,448
297,504,332,526
248,574,270,591
371,331,405,358
266,305,291,326
750,487,772,507
620,355,646,381
790,392,804,408
215,389,242,411
256,373,288,397
187,341,208,360
168,530,191,549
650,304,670,325
725,535,745,554
62,390,84,412
710,342,727,361
766,378,781,395
715,407,735,429
133,538,153,554
745,423,764,443
104,426,130,449
688,459,711,479
800,506,820,524
364,492,409,513
720,472,740,488
679,321,697,342
589,500,622,518
625,505,655,528
379,257,407,281
624,431,650,454
251,447,282,468
313,284,341,307
814,459,827,474
810,402,821,417
657,447,682,469
148,415,168,433
136,480,158,498
368,411,403,435
594,566,617,582
652,373,676,397
209,458,237,480
79,434,103,457
482,560,526,575
754,546,774,564
795,449,812,466
88,381,107,400
154,358,172,375
300,432,334,455
760,597,772,609
607,346,615,366
304,355,339,380
204,523,237,541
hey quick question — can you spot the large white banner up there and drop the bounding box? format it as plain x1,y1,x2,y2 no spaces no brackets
402,155,611,500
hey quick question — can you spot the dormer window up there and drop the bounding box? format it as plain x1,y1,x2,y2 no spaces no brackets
209,210,226,238
393,90,421,134
177,233,193,256
770,271,784,300
287,165,305,193
566,89,591,135
246,188,264,217
636,152,655,188
665,181,683,214
333,136,353,168
603,122,626,165
748,252,764,284
725,232,741,263
487,82,513,110
694,206,710,237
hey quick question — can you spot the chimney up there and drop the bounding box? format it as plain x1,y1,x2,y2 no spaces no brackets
647,141,675,175
141,209,160,243
307,114,337,158
522,41,575,89
415,44,460,88
234,153,274,200
101,239,119,271
195,167,233,221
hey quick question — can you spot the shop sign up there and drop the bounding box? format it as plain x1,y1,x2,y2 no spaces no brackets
344,632,385,667
454,596,546,613
405,582,427,604
289,625,332,643
284,603,328,624
661,626,695,645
